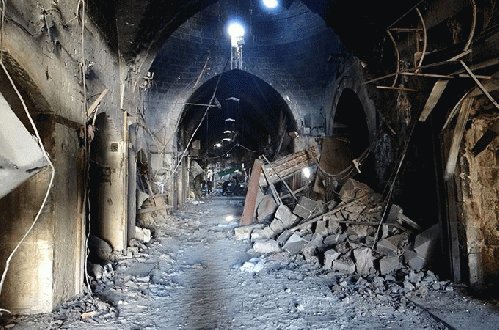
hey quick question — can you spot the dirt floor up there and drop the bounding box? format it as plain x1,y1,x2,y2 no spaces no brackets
4,196,499,329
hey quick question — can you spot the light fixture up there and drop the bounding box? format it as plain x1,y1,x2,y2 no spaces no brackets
224,130,233,134
225,118,235,122
302,167,311,179
228,22,245,46
215,143,222,148
262,0,278,9
223,138,232,142
226,215,234,221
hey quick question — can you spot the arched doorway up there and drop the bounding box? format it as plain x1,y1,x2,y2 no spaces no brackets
319,88,375,200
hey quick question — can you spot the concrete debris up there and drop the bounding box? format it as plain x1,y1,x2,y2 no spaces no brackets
324,249,341,269
240,258,265,273
332,255,356,274
293,196,325,220
283,233,309,254
137,191,150,209
269,204,299,235
256,195,278,224
353,248,375,276
250,227,273,241
274,204,299,228
234,224,264,240
339,178,380,204
88,235,113,262
379,255,402,275
134,226,152,243
253,239,281,254
250,178,441,280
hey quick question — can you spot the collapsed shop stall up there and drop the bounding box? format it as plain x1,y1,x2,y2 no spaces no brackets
238,143,442,280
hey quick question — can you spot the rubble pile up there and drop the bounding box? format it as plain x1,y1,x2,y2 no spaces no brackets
237,178,442,280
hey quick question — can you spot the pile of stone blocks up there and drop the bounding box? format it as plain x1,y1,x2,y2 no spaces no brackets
236,178,441,278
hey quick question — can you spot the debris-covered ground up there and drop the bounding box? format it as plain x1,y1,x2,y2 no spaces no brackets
4,196,499,329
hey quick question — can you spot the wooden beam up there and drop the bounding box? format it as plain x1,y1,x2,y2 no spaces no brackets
87,88,109,117
240,159,263,226
419,80,449,121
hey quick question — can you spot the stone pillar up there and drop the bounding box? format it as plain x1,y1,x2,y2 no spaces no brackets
127,124,137,244
0,118,85,314
91,113,127,252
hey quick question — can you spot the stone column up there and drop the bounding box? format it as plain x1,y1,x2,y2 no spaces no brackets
91,113,127,252
0,118,85,314
127,124,137,244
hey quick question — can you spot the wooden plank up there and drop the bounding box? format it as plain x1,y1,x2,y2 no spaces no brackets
261,147,317,185
240,159,263,226
87,88,109,117
261,164,282,205
419,80,449,121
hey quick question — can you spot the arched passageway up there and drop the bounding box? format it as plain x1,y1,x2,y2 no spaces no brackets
174,69,297,205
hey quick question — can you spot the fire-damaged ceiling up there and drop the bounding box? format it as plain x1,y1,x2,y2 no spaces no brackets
178,69,296,159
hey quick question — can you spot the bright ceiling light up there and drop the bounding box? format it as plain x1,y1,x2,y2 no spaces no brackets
225,118,235,122
302,167,311,179
215,143,222,148
223,138,232,142
263,0,278,9
228,22,245,38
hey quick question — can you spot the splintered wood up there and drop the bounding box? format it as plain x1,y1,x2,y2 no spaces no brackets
259,146,317,187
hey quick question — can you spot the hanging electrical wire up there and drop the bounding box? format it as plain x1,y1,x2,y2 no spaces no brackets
0,61,56,301
170,57,230,178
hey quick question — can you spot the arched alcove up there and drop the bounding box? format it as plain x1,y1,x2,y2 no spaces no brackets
319,88,376,195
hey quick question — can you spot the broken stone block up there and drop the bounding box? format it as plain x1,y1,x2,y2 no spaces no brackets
134,226,152,243
253,239,281,254
376,238,398,256
88,235,113,261
276,230,294,246
348,234,361,244
327,199,338,210
379,255,402,275
251,227,272,241
269,218,286,234
301,234,325,261
407,253,426,271
323,233,347,246
335,241,350,254
293,196,325,219
353,248,375,276
137,191,150,209
339,178,375,203
275,204,299,227
234,224,263,240
283,233,308,254
332,256,356,274
89,263,103,280
342,201,367,220
256,195,278,224
404,249,425,270
387,204,403,223
378,233,409,255
323,249,341,269
414,223,440,258
323,211,342,233
407,270,425,284
315,220,328,236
